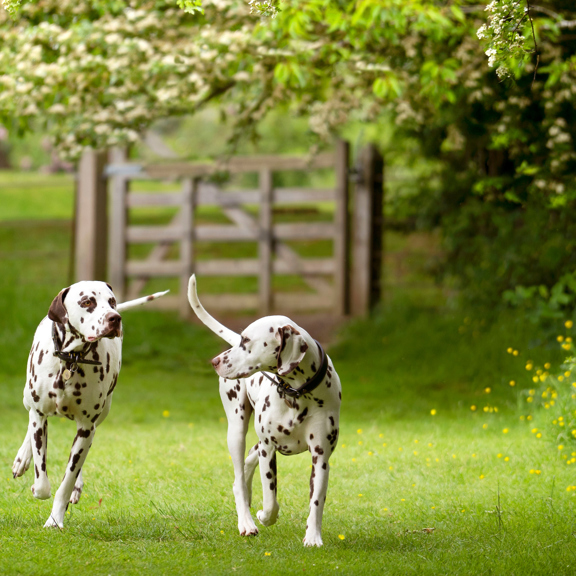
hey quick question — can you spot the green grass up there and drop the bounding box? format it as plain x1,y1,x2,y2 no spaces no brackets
1,172,576,575
0,172,75,221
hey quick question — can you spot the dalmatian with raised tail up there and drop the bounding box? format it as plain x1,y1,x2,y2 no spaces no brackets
12,281,168,528
188,275,341,547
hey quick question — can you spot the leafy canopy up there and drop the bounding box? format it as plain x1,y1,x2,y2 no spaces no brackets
0,0,476,158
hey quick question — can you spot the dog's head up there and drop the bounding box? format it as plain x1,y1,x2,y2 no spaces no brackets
211,316,309,380
48,281,122,342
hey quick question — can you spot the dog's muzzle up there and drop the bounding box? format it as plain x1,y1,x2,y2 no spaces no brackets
102,312,122,339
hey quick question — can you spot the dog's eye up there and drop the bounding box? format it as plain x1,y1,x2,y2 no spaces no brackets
108,298,116,309
80,300,92,308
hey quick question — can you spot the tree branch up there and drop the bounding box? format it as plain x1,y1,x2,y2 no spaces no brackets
461,3,576,28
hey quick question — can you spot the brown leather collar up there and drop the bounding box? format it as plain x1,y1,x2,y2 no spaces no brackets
263,340,328,399
51,322,102,366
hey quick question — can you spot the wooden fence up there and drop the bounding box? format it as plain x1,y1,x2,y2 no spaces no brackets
76,141,384,317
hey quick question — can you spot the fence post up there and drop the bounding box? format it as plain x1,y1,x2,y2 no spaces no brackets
334,140,351,316
351,144,384,315
108,147,128,301
259,168,273,315
75,148,108,282
180,177,196,318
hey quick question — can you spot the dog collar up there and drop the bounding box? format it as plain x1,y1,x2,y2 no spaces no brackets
52,322,102,367
264,340,329,399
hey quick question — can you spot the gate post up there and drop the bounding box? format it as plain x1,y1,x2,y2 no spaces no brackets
107,147,129,301
180,177,196,318
75,148,108,282
259,168,273,315
351,144,384,316
334,139,351,316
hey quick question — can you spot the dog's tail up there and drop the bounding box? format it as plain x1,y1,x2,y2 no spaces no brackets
187,275,240,347
117,290,170,312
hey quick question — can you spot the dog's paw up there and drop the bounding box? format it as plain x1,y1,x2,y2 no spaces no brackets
303,532,323,547
257,508,279,527
12,454,32,478
238,515,259,536
12,453,31,478
31,483,51,500
239,525,259,536
69,486,82,505
44,515,63,529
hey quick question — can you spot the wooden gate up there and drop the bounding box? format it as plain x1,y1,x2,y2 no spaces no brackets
105,141,352,317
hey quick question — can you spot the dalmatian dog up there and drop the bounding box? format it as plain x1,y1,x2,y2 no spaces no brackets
12,281,168,528
188,275,341,547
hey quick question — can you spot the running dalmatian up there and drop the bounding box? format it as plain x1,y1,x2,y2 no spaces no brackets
12,281,167,528
188,275,341,547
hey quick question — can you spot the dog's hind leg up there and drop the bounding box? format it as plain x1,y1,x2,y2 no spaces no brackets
256,446,280,527
12,427,33,479
28,410,51,500
244,443,259,507
303,446,331,547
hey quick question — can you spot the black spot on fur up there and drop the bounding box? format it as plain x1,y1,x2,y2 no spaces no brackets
33,428,42,452
107,374,118,396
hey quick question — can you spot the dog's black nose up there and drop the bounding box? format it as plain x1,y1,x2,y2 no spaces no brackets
105,312,122,327
211,357,221,369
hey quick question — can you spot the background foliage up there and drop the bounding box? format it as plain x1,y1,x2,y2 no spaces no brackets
1,0,576,315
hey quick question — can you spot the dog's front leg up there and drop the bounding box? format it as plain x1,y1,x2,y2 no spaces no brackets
303,447,331,547
44,424,95,528
28,410,51,500
221,378,258,537
256,445,279,527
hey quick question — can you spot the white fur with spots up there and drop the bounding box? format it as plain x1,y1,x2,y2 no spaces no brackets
188,274,341,547
12,281,167,528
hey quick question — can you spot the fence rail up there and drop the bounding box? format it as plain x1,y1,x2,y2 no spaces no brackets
105,142,354,317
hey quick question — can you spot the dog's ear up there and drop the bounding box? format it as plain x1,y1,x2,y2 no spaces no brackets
276,325,308,376
106,283,114,292
48,287,70,325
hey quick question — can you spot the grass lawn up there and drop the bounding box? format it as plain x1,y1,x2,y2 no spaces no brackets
1,172,575,575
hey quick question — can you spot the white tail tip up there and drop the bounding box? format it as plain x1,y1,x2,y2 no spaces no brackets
117,290,170,312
